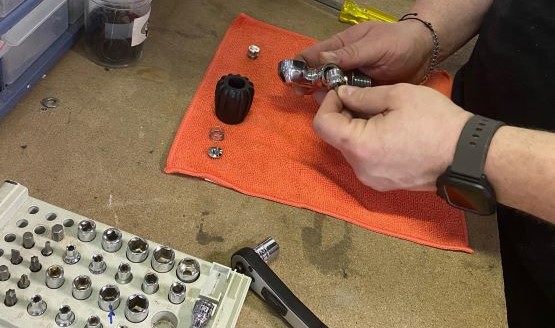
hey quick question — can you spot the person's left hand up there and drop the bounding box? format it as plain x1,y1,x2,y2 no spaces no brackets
313,84,473,191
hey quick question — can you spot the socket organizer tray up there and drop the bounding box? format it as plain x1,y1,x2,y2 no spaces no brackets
0,180,251,328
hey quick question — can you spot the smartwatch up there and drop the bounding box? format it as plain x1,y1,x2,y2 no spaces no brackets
436,115,504,215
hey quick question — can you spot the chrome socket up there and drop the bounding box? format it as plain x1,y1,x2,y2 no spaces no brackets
51,224,65,242
176,257,201,283
72,275,93,300
78,220,97,242
0,265,10,281
115,262,133,284
46,265,65,289
63,244,81,264
124,293,149,323
89,253,107,274
126,237,149,263
168,281,186,304
27,294,47,316
141,272,159,294
55,305,76,327
4,289,17,307
253,237,280,263
85,316,103,328
98,284,121,311
151,245,175,273
101,228,122,253
22,231,35,249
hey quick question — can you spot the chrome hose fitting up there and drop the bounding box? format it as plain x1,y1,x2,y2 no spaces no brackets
151,245,175,273
168,281,186,304
98,284,121,311
124,293,149,323
89,253,107,274
72,275,93,300
115,262,133,284
141,272,159,294
176,258,201,283
78,219,97,242
63,244,81,264
27,294,47,316
85,315,103,328
55,305,76,327
101,228,122,253
126,237,149,263
45,265,65,289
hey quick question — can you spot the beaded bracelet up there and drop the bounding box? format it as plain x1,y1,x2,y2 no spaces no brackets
399,13,440,84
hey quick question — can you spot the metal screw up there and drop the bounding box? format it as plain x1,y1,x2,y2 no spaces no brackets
51,224,65,242
247,44,260,59
22,231,35,249
4,289,17,307
63,244,81,264
10,249,22,265
17,274,30,289
27,294,47,316
55,305,76,327
0,265,10,281
115,262,133,284
89,254,107,275
41,241,54,256
30,255,42,272
207,146,223,159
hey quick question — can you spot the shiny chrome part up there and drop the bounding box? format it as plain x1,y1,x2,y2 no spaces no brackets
85,316,103,328
45,265,65,289
10,249,22,265
176,258,201,283
72,275,93,300
191,299,216,328
209,126,225,142
151,245,175,273
4,289,17,307
168,282,186,304
126,237,149,263
63,244,81,264
41,241,53,256
115,262,133,284
27,294,47,316
17,274,30,289
98,284,121,311
89,253,107,274
101,228,122,252
51,224,65,242
141,272,159,294
253,237,280,263
247,44,260,59
29,255,42,272
207,146,223,159
22,231,35,249
78,220,97,242
55,305,76,327
124,293,149,323
0,265,10,281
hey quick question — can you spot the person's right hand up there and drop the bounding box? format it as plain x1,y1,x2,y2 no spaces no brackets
297,20,434,86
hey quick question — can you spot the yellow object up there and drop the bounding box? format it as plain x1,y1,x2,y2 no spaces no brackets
339,0,396,24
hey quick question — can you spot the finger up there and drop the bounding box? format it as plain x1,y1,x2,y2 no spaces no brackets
318,38,383,72
297,23,373,67
313,91,358,149
336,85,397,115
312,89,327,104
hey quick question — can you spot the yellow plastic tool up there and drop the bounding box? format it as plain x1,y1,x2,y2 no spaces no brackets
339,0,396,24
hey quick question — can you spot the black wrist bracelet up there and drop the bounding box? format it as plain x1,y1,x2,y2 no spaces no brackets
399,13,440,84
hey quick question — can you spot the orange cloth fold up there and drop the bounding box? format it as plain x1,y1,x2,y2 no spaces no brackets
165,14,471,253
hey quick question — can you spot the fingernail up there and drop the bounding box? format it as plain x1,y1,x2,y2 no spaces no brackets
320,51,338,63
338,85,356,98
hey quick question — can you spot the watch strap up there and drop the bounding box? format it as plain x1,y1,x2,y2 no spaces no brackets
451,115,505,179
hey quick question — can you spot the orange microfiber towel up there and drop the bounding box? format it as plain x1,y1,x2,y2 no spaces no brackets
166,14,471,253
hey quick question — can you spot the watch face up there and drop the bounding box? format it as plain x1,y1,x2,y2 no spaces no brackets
438,173,496,215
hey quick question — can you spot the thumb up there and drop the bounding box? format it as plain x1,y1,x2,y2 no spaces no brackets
319,40,374,71
337,85,394,115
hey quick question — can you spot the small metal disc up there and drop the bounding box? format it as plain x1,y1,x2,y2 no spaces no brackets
207,147,223,159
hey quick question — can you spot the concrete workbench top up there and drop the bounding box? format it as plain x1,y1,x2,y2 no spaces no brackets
0,0,506,327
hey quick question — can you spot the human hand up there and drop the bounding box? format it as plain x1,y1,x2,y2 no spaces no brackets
312,84,472,191
297,20,433,88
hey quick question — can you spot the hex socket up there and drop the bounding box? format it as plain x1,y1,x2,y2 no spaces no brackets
115,262,133,284
89,254,107,274
78,220,97,242
151,245,175,273
98,284,120,311
125,293,149,323
141,272,159,294
45,265,65,289
101,228,122,253
126,237,149,263
72,275,93,300
85,316,103,328
176,257,201,283
168,282,186,304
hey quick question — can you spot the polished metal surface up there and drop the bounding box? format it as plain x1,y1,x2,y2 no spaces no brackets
72,275,93,300
89,253,107,275
101,228,122,253
124,293,149,323
126,237,149,263
176,258,201,283
78,220,97,242
27,295,47,316
98,284,121,312
151,245,175,273
115,262,133,284
141,272,159,295
45,265,65,289
168,282,186,304
55,305,76,327
253,237,280,263
63,244,81,265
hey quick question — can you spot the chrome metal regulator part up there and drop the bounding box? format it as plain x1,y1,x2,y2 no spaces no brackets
278,59,372,93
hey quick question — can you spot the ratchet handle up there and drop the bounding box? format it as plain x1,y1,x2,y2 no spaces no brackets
231,247,327,328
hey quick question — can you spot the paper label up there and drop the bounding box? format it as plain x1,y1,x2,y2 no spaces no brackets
132,9,151,47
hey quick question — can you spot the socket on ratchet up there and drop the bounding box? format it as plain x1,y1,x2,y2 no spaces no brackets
231,237,328,328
